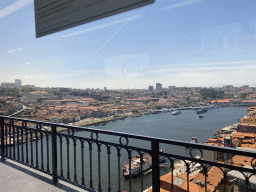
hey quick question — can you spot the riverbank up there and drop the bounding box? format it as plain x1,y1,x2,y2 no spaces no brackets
69,111,153,127
68,105,220,128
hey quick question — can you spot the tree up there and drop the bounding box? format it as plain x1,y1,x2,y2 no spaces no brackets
20,86,36,93
59,88,70,92
79,91,89,97
70,90,80,96
198,88,224,99
241,93,247,100
186,100,192,106
47,90,63,99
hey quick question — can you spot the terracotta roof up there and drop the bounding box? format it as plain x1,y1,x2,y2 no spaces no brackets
177,173,193,181
205,143,225,147
215,99,230,103
146,188,169,192
243,100,256,103
192,166,223,191
207,138,223,144
160,173,205,192
233,132,256,138
219,134,231,138
232,155,254,167
240,143,256,149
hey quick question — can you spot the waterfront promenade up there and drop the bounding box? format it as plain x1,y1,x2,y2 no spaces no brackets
0,158,89,192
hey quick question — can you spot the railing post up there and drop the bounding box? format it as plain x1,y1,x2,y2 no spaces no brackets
1,117,5,162
51,125,58,183
151,139,160,192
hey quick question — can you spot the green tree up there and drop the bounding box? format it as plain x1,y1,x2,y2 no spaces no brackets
186,100,192,106
199,88,224,99
241,93,247,100
1,87,20,98
20,86,36,93
79,91,89,97
47,90,63,99
70,90,80,96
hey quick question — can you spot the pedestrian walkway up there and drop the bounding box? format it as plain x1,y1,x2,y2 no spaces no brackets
0,158,89,192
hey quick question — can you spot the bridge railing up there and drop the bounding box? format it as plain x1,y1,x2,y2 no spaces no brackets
0,116,256,192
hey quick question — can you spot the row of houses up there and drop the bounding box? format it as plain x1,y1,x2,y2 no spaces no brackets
212,99,256,105
147,107,256,192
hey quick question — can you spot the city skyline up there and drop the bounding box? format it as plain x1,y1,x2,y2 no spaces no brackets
1,0,256,89
0,78,253,91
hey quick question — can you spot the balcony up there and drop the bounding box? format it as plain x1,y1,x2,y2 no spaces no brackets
1,115,256,192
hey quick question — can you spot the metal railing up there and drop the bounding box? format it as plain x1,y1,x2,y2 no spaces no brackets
0,115,256,192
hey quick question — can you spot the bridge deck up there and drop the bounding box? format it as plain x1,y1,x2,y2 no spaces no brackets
0,158,89,192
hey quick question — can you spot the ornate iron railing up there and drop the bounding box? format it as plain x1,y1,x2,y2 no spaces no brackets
0,116,256,192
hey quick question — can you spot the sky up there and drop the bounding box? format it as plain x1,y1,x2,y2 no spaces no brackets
1,0,256,89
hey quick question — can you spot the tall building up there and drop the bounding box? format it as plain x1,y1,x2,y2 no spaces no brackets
1,79,22,89
223,85,233,89
15,79,22,89
1,82,16,88
156,83,162,90
148,86,153,91
168,86,176,90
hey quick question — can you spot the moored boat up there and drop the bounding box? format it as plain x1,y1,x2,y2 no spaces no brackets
122,150,165,179
191,137,198,143
172,110,181,115
196,108,207,114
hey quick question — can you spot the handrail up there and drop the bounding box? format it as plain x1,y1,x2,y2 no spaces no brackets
1,115,255,157
1,115,256,192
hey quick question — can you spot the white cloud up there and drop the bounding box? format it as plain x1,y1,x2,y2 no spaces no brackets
0,0,33,19
145,60,256,87
161,0,203,11
62,15,139,38
17,48,26,51
7,49,16,53
7,47,26,53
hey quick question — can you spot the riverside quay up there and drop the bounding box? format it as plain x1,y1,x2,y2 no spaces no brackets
1,116,256,192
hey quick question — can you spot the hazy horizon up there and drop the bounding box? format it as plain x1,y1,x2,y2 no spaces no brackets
1,0,256,89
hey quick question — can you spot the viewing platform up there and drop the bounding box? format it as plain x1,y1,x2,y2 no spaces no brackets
0,158,88,192
1,115,256,192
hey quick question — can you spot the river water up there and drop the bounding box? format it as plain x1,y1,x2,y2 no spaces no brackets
91,106,247,143
13,106,248,191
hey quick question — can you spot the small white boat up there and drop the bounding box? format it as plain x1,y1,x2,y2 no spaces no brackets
172,110,181,115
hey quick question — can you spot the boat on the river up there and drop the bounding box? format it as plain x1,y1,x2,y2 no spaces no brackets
122,150,165,179
198,115,204,118
172,110,181,115
196,108,207,114
191,137,198,143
